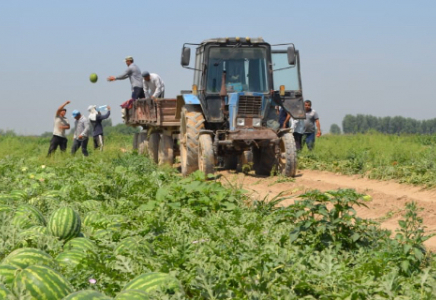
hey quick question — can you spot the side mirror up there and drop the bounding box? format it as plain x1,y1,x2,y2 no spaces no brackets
181,47,191,66
287,45,295,65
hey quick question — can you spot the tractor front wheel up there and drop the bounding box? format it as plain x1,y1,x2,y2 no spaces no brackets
277,132,297,177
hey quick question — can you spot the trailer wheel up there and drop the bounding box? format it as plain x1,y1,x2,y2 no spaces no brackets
138,131,148,155
158,134,174,166
133,133,139,150
253,145,276,176
277,132,297,177
148,132,160,164
180,107,205,176
198,134,215,176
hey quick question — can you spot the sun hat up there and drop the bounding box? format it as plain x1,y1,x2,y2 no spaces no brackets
124,56,134,61
88,105,96,112
142,71,150,77
72,110,80,117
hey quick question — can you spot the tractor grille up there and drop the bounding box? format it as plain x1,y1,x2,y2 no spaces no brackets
238,95,262,117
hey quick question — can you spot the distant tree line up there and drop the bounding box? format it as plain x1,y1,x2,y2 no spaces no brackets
0,129,16,137
342,114,436,134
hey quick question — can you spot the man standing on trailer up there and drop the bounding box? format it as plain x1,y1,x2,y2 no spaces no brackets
107,56,145,100
303,100,321,150
142,71,165,101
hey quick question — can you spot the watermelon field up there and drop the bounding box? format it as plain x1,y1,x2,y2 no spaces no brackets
1,133,436,299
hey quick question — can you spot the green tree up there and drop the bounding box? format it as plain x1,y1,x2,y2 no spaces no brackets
330,123,341,135
0,129,16,137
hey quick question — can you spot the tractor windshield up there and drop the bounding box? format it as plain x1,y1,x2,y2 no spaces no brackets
206,47,268,93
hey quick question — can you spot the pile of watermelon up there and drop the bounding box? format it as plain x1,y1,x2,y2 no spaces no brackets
0,204,183,299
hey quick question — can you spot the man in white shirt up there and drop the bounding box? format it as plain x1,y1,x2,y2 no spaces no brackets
142,71,165,100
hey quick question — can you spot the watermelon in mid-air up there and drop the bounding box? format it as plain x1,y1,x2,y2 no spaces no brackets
89,73,98,83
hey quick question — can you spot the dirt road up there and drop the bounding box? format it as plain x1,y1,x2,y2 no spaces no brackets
218,169,436,251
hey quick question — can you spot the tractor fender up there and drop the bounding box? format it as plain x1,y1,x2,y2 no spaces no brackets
176,94,202,119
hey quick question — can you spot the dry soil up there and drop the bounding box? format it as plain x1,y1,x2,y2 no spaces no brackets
218,169,436,251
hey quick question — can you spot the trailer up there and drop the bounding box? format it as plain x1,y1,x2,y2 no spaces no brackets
128,98,180,166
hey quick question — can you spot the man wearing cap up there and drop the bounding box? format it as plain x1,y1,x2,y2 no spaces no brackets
88,105,111,151
71,110,90,156
142,71,165,101
107,56,145,99
47,100,71,156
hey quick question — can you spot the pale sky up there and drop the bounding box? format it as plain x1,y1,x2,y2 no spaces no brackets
0,0,435,135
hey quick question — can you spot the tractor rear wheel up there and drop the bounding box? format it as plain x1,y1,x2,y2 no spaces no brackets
180,107,205,176
198,134,215,176
148,132,160,164
277,132,297,177
158,134,174,166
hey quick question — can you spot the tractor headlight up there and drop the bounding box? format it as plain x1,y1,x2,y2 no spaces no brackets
236,118,245,126
253,118,261,127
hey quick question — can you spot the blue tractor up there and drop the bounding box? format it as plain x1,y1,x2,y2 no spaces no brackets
177,37,305,177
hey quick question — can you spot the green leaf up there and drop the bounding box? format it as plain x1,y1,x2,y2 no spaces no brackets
400,260,410,273
138,201,157,211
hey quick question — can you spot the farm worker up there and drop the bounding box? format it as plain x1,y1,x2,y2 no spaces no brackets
303,100,321,150
278,106,291,129
71,110,90,156
107,56,145,100
88,105,111,151
142,71,165,101
47,101,71,156
291,117,305,151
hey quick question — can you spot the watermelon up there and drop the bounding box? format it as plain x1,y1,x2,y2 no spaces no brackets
12,204,46,229
48,207,81,240
0,204,13,213
64,237,97,252
19,225,49,238
62,289,112,299
107,214,127,224
83,212,109,228
123,272,182,295
13,265,73,300
89,73,98,83
2,248,54,269
81,200,102,212
55,249,93,269
0,265,18,286
115,289,150,300
114,237,152,256
0,284,12,298
91,229,114,240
